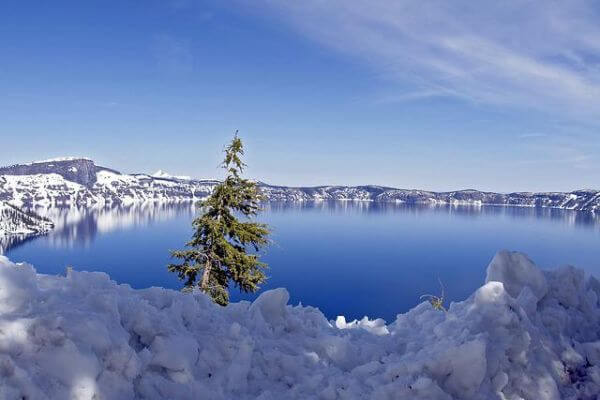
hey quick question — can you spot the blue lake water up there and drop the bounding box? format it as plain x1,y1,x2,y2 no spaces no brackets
5,202,600,321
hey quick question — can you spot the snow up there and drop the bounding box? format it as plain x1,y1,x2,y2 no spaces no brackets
0,170,214,207
30,157,92,164
0,173,86,207
96,170,139,186
152,170,192,181
0,202,53,238
485,251,548,300
2,162,600,210
0,250,599,399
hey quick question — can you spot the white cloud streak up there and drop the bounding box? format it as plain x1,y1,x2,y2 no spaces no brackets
243,0,600,120
518,134,595,169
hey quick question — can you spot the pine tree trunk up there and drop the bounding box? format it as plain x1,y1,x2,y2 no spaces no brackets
200,259,212,293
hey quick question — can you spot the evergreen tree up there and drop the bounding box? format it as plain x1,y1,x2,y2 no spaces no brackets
168,134,270,305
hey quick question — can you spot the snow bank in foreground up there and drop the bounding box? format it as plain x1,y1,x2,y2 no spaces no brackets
0,252,599,400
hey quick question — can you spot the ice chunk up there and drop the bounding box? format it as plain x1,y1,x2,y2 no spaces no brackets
0,257,38,314
249,287,290,326
486,250,548,301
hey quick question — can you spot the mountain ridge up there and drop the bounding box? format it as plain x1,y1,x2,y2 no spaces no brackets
0,158,598,212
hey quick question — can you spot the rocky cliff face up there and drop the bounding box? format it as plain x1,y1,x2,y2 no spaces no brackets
0,158,104,187
0,158,598,212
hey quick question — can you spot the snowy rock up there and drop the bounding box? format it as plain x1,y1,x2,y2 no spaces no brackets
0,251,599,399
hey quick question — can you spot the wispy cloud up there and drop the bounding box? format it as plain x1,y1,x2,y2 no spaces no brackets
242,1,600,121
373,89,458,104
518,136,594,169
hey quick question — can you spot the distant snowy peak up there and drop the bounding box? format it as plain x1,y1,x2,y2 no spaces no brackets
151,170,169,178
151,170,191,181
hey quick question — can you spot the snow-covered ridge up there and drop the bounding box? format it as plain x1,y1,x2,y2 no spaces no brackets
0,158,599,211
0,251,598,399
0,202,54,253
0,202,53,237
0,159,217,207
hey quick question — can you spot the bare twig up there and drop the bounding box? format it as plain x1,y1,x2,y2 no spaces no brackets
420,277,446,312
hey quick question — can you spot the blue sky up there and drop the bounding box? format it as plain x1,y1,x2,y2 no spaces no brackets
1,0,599,192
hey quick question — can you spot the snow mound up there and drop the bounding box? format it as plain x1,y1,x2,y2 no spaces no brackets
486,250,548,301
0,251,599,399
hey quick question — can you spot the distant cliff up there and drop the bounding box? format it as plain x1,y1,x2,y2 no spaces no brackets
261,186,600,211
0,157,118,187
0,158,598,212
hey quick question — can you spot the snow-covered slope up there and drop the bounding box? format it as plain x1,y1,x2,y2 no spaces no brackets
0,202,54,253
0,202,53,237
261,186,600,211
0,159,217,207
0,251,599,399
1,158,599,211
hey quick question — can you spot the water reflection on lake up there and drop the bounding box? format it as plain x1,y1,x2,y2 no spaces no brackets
5,201,600,321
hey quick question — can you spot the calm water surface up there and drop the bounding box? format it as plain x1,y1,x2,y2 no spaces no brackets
5,202,600,321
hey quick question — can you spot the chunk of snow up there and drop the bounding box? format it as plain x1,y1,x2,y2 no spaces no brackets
485,250,548,301
0,252,598,399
